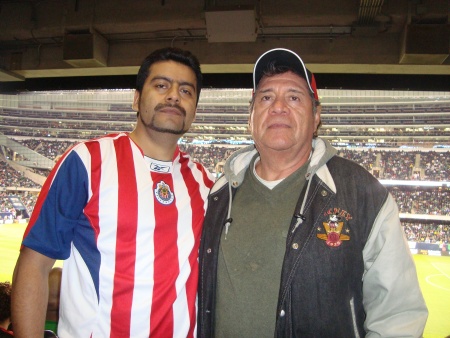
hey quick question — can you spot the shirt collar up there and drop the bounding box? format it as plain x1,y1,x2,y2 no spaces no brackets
144,156,173,173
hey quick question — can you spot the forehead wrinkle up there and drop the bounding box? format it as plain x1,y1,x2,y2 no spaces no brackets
257,86,307,96
258,73,310,94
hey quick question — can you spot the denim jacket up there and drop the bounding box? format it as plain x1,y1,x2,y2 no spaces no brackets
198,138,427,338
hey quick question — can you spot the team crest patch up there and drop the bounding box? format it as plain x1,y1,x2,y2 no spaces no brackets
154,181,174,205
317,208,352,247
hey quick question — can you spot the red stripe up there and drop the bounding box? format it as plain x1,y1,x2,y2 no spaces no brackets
149,172,178,337
179,156,208,338
195,161,215,189
110,137,138,337
83,141,102,241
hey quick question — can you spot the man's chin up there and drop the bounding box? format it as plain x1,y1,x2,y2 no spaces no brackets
150,125,187,135
141,115,188,135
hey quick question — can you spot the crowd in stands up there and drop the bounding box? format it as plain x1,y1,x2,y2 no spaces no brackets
0,192,16,220
338,149,378,172
1,159,40,220
182,145,448,183
389,187,450,216
6,139,450,181
403,222,449,245
1,141,449,244
14,139,76,161
423,151,450,181
0,191,37,220
19,192,37,217
340,149,450,181
179,144,236,173
0,160,41,189
378,151,416,180
2,141,450,185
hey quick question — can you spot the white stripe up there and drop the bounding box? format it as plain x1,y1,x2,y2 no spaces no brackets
172,157,194,337
58,246,98,338
94,137,120,337
130,144,156,337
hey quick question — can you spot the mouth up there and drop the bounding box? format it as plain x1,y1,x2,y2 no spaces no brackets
268,122,290,129
155,103,186,117
158,107,185,116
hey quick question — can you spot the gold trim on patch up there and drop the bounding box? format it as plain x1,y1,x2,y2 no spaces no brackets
317,214,350,247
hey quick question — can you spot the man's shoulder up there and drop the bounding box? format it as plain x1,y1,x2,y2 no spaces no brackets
67,133,128,153
328,155,374,175
209,175,230,195
75,133,138,157
83,132,128,145
327,155,384,187
327,155,387,197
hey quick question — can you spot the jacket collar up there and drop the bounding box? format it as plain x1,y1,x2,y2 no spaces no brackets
212,138,337,193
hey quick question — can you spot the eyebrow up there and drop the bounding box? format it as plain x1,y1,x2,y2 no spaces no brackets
150,76,196,93
257,87,306,95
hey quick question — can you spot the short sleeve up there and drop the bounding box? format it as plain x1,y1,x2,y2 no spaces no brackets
22,150,89,259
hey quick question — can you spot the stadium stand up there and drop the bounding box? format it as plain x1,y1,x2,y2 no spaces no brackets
0,89,449,252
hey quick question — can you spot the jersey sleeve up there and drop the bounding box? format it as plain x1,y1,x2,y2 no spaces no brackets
22,150,90,260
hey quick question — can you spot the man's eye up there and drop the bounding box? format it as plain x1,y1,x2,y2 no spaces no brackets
155,83,166,89
261,95,271,101
181,88,192,96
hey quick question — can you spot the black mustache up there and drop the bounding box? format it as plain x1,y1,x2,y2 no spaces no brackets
154,103,186,116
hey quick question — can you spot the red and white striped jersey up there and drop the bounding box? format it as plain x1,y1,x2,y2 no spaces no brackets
22,133,214,338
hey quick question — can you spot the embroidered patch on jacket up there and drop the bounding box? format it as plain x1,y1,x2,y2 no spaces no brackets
154,181,174,205
317,208,352,247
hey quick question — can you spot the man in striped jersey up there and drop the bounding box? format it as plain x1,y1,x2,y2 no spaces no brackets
12,47,215,338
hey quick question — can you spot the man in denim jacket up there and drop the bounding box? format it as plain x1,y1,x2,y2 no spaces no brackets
197,48,427,337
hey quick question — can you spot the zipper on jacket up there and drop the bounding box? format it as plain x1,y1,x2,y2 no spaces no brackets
350,297,361,338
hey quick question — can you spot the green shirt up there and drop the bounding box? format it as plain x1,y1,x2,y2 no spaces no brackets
215,155,309,337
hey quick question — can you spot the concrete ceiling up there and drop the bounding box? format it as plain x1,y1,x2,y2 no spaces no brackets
0,0,449,90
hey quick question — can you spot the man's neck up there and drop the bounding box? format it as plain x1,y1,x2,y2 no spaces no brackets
129,129,178,161
256,147,311,181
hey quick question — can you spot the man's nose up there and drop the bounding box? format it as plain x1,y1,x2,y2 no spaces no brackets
166,86,180,103
270,97,287,114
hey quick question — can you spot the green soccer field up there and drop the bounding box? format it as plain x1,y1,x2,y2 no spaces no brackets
414,254,450,337
0,223,62,285
1,223,449,336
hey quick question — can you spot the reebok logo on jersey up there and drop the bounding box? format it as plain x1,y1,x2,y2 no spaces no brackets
150,162,171,173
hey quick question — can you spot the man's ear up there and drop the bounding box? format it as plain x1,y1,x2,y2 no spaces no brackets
314,105,322,129
132,90,140,112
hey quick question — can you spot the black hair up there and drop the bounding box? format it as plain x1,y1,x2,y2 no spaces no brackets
135,47,203,104
0,282,12,322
